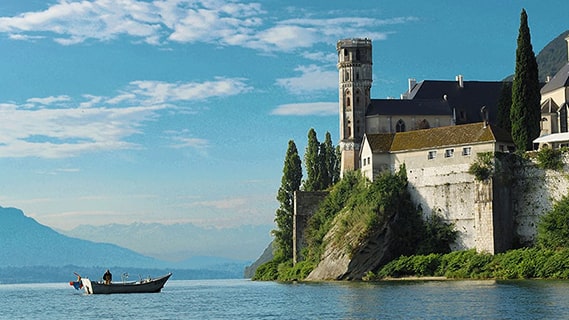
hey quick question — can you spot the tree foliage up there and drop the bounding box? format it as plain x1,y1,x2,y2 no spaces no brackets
303,128,324,191
510,8,541,151
537,195,569,249
303,129,340,191
271,140,302,261
496,81,512,132
322,132,340,188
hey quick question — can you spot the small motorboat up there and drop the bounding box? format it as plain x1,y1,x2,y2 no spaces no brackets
71,272,172,294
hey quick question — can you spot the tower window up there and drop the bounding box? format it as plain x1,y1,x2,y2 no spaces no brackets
346,97,351,107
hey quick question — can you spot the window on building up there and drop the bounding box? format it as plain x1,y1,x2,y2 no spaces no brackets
418,119,430,129
346,97,351,107
396,119,406,132
462,147,472,156
367,157,370,164
428,150,436,160
445,149,454,158
363,158,366,166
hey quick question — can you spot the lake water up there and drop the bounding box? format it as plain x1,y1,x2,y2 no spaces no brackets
1,279,569,319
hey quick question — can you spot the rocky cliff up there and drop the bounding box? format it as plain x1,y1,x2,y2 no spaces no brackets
306,207,415,280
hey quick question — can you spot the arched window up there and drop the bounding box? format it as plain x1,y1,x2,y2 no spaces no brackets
418,119,430,129
346,97,351,107
396,119,406,132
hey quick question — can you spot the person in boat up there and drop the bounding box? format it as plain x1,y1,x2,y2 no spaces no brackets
70,273,83,290
103,269,112,285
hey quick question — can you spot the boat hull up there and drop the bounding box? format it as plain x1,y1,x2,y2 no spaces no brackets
81,273,171,294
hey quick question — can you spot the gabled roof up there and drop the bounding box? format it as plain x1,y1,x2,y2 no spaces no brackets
365,122,513,153
364,133,395,153
366,99,451,116
541,98,559,113
541,63,569,94
405,80,506,124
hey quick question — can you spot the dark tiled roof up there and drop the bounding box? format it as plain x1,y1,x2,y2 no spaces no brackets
366,122,513,153
406,80,507,124
366,99,451,116
541,63,569,94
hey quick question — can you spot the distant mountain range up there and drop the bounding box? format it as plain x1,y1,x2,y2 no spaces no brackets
0,206,252,283
60,221,272,262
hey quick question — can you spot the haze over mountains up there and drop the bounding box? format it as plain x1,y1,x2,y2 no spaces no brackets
0,206,250,282
61,222,272,262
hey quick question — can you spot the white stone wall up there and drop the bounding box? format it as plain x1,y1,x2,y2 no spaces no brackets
406,164,477,251
512,155,569,245
405,152,569,252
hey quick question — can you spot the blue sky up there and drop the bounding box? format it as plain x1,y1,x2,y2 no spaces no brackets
0,1,568,238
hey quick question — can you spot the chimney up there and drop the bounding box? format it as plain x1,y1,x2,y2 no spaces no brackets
408,78,416,92
456,74,464,88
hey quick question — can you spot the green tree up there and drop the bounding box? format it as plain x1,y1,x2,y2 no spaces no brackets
322,131,340,188
510,8,541,151
272,140,302,260
537,195,569,249
303,128,323,191
496,81,512,132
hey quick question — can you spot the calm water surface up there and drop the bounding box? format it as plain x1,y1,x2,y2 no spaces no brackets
1,279,569,319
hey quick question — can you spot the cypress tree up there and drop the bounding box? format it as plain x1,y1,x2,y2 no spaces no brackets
272,140,302,260
510,8,541,151
303,128,322,191
496,81,512,132
322,131,340,187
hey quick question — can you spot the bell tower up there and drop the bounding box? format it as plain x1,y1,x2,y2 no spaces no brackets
337,38,372,175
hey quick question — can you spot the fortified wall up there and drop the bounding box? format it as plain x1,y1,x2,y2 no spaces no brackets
293,191,328,264
293,155,569,260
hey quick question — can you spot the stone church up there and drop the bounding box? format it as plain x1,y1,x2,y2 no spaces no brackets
337,38,511,174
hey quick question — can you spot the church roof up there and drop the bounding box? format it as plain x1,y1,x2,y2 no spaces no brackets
540,63,569,94
365,122,513,153
406,80,506,124
364,133,395,153
366,99,451,116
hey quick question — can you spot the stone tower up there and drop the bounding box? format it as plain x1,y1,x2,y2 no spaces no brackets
337,39,373,174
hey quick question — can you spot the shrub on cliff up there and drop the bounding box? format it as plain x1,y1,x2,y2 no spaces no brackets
537,194,569,249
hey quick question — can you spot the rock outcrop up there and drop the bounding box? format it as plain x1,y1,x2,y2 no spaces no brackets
306,207,411,281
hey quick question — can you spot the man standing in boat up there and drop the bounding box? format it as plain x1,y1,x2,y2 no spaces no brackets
103,269,112,285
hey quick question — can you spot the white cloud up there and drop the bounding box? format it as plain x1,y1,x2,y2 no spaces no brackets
0,77,249,158
26,95,71,105
276,64,337,94
0,1,417,52
271,102,337,116
129,77,251,103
